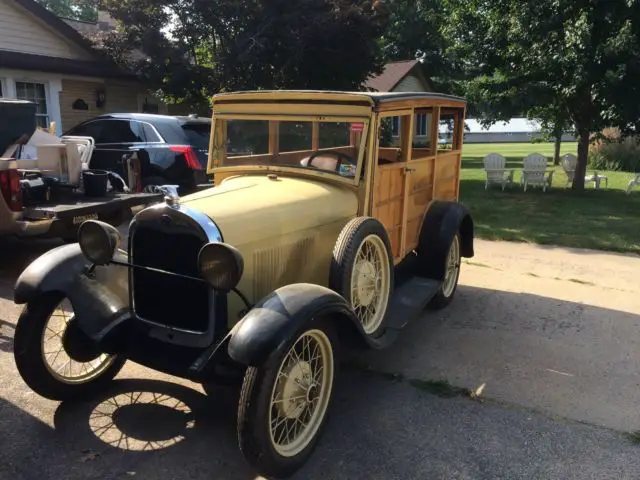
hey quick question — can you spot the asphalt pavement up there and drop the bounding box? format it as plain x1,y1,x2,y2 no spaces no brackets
1,234,640,480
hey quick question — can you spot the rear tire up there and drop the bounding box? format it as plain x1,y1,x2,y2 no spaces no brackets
237,316,338,479
329,217,393,337
13,292,126,401
426,234,461,310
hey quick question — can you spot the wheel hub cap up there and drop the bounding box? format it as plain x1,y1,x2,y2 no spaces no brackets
280,360,312,419
355,261,377,306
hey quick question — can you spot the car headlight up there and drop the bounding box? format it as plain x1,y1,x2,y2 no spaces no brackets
198,242,244,292
78,220,121,265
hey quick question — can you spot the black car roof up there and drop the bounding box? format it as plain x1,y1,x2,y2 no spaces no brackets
92,113,211,124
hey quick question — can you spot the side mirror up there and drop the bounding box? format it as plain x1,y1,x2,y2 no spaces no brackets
198,242,244,292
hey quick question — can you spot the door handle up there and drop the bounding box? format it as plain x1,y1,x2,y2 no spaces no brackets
404,167,416,173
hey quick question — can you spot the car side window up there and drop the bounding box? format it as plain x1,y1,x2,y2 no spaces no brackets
65,120,107,140
141,122,163,142
65,119,144,145
97,120,144,144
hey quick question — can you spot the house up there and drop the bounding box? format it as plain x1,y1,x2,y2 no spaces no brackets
440,118,577,144
0,0,168,136
364,59,437,146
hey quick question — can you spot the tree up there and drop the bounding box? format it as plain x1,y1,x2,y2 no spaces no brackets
442,0,640,190
36,0,98,21
379,1,448,73
97,0,390,111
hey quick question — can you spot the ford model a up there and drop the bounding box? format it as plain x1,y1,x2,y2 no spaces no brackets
12,91,474,479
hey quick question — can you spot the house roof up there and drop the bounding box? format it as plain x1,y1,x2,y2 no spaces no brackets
3,0,135,79
9,0,101,57
0,50,138,80
364,60,423,92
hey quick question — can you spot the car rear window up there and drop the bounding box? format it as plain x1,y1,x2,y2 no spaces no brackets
181,123,211,150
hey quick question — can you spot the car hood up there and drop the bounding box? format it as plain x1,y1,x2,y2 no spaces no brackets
179,173,359,244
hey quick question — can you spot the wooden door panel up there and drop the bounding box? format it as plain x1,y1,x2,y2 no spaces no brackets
433,152,461,201
373,164,406,260
404,157,435,253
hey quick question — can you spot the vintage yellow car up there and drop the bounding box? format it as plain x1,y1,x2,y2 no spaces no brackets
12,90,474,479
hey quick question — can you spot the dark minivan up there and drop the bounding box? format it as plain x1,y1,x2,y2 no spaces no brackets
64,113,212,194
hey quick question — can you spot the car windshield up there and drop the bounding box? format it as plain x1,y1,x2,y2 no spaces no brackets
181,122,211,150
218,119,368,178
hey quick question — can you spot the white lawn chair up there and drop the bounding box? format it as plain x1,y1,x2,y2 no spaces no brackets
627,174,640,194
483,153,515,191
60,135,95,166
560,153,577,186
521,153,554,192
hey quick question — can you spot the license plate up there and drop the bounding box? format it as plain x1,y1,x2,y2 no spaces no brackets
72,213,99,225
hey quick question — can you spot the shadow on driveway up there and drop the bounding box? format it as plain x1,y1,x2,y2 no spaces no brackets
3,370,640,480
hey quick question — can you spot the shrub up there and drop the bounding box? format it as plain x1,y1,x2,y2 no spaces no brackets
588,136,640,172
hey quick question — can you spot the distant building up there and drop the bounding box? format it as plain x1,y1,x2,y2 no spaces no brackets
364,59,435,94
440,117,577,144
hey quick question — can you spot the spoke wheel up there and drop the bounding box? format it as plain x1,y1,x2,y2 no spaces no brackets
13,292,126,401
268,329,333,457
427,234,462,310
237,316,338,479
330,217,394,337
441,235,461,298
41,299,115,384
349,235,391,334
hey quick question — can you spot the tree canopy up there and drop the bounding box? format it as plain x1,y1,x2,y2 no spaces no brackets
443,0,640,189
35,0,98,21
96,0,389,111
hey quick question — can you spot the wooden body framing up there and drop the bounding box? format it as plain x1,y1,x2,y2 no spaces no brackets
207,90,467,264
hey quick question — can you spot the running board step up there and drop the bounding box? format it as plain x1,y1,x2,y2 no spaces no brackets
383,276,442,331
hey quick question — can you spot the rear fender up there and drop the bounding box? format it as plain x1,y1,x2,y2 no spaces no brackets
227,283,369,367
13,243,130,338
419,201,475,281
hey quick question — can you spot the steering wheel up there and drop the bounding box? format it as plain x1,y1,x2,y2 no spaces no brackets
306,150,357,173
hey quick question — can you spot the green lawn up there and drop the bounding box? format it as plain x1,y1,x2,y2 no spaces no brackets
459,142,640,254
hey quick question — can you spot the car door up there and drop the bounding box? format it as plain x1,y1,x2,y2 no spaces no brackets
66,119,145,178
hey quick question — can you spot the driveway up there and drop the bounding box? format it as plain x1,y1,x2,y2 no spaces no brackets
1,235,640,479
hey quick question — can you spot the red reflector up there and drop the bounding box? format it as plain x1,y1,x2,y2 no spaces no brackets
170,145,202,170
0,168,23,212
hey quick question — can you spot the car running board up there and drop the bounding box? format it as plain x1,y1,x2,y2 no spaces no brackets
366,276,442,349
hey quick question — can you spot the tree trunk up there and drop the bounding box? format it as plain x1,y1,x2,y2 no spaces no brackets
572,129,590,191
553,133,562,166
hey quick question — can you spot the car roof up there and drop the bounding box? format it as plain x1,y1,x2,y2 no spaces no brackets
91,113,211,124
211,90,466,106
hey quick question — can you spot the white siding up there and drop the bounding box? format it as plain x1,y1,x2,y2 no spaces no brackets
392,74,430,93
0,0,91,60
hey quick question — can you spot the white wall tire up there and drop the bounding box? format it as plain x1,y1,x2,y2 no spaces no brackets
329,217,394,337
427,234,461,310
237,316,338,479
13,292,125,401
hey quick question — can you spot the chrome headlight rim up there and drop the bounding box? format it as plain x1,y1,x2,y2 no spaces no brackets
78,220,121,266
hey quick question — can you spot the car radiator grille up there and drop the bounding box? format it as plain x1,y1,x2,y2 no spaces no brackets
131,223,210,332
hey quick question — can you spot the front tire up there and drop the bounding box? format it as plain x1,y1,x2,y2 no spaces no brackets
13,292,126,401
237,316,338,479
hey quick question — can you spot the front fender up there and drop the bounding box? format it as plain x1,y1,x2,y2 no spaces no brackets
14,243,130,338
227,283,367,367
419,201,475,280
